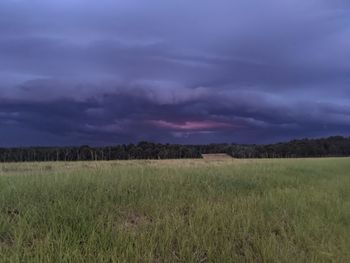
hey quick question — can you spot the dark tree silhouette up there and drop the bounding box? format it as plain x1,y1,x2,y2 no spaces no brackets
0,136,349,162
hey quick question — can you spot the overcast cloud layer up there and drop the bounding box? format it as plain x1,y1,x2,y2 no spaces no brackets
0,0,350,146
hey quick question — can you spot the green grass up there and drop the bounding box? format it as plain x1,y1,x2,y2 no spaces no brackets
0,158,349,262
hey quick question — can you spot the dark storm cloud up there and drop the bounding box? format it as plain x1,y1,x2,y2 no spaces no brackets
0,0,349,146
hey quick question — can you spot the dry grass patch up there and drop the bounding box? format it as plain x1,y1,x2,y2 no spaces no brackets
121,211,153,231
201,153,232,160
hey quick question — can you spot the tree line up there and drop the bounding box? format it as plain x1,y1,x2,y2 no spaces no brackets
0,136,349,162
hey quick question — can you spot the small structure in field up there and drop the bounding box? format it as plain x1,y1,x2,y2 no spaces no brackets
201,153,232,160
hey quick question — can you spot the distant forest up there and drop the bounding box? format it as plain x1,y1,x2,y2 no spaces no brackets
1,136,350,162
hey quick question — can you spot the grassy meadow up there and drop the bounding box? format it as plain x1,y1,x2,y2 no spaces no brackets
0,158,349,262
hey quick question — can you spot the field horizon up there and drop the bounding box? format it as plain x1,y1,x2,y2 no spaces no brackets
1,158,349,262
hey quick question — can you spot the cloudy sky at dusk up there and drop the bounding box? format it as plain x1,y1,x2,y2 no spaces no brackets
0,0,349,146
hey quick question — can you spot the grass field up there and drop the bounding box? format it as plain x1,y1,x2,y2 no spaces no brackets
0,158,349,262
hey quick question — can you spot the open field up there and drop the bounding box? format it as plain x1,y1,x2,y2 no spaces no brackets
0,158,349,262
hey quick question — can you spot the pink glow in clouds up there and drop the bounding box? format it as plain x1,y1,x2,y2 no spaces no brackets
151,120,234,131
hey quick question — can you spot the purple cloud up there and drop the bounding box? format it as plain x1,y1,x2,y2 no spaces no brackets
0,0,349,146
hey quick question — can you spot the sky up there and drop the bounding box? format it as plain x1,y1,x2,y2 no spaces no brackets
0,0,350,146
